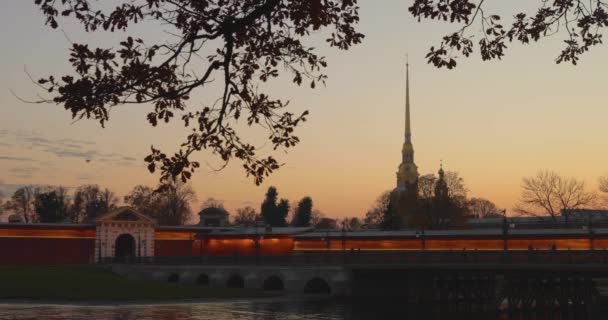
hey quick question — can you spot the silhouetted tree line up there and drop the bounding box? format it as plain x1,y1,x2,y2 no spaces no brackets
3,185,118,223
224,186,357,229
515,170,601,224
124,178,196,226
2,178,195,226
365,170,504,230
364,169,608,230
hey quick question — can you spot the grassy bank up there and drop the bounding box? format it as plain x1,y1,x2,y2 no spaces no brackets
0,266,271,302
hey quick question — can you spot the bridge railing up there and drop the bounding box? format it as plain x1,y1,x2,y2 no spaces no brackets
101,249,608,266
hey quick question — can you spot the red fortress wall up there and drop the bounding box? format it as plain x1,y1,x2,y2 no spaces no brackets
1,224,608,265
0,225,96,265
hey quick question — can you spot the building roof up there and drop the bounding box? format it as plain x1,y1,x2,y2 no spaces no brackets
295,227,608,239
199,226,314,237
468,212,608,227
96,206,156,224
0,222,96,229
295,229,504,239
157,225,235,232
198,207,229,217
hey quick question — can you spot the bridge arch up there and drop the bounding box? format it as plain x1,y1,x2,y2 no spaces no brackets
226,274,245,288
167,273,180,283
304,277,331,294
262,275,285,291
196,273,210,286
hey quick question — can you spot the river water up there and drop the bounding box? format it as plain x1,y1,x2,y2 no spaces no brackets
0,299,604,320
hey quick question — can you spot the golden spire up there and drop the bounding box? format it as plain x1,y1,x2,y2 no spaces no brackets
396,55,419,191
405,55,411,143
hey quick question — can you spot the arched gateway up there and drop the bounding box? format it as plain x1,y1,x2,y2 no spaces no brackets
115,234,136,259
95,207,156,262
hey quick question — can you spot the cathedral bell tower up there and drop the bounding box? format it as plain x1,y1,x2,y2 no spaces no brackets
396,60,419,192
390,59,420,228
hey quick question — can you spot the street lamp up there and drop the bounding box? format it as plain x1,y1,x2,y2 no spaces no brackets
502,209,508,251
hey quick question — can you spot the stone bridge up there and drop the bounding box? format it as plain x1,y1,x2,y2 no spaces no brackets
108,250,608,311
111,264,352,296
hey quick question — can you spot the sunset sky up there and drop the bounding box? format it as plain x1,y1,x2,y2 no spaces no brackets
1,1,607,222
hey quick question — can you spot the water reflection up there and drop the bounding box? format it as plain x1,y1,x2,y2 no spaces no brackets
0,299,605,320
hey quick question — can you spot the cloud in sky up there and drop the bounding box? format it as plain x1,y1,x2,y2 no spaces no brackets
75,173,102,181
8,167,39,179
0,182,29,197
1,129,139,165
0,156,36,161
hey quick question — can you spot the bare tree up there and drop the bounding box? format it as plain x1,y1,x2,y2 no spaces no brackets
124,185,159,217
445,171,468,201
600,176,608,193
516,171,596,223
161,178,197,226
467,197,503,218
418,174,436,201
71,185,119,222
599,175,608,208
6,186,36,223
233,206,258,226
125,180,196,225
344,217,362,230
0,190,4,216
310,209,325,227
364,190,391,227
418,172,467,201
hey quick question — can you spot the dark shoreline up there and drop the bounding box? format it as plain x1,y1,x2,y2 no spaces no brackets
0,294,330,307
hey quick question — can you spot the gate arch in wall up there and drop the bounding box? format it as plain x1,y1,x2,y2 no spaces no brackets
95,207,156,262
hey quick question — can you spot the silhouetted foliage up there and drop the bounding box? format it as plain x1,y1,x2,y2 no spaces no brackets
123,185,158,217
315,217,337,229
125,179,196,225
233,206,258,225
380,197,401,230
364,190,391,227
410,169,467,229
515,170,596,223
599,175,608,208
261,186,278,226
410,0,608,68
5,186,36,223
71,185,119,222
0,191,4,216
466,197,503,218
34,186,70,223
293,196,313,227
160,179,196,225
600,175,608,194
260,186,288,226
33,0,364,186
276,199,290,227
310,209,325,226
340,217,362,230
